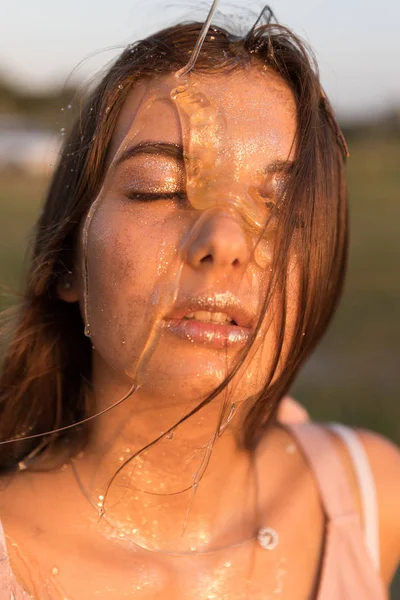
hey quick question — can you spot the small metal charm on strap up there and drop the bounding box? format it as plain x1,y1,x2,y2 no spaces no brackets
257,526,279,550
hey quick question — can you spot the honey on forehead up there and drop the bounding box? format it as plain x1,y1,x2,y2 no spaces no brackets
170,77,275,232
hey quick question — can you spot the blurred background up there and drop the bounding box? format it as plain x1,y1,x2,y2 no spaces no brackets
0,0,399,594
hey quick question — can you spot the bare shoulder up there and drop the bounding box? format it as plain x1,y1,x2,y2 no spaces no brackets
354,428,400,583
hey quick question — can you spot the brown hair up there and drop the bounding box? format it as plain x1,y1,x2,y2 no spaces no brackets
0,13,348,470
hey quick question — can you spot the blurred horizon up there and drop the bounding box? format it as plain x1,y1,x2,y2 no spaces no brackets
1,0,400,121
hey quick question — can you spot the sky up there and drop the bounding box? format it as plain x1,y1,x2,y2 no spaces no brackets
1,0,399,120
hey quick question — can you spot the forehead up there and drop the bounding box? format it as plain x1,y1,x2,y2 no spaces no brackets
109,67,297,162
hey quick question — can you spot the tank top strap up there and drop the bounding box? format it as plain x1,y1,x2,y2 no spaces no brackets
0,519,34,599
327,423,380,571
0,519,8,557
282,422,356,521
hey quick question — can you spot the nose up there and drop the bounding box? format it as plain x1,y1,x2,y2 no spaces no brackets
184,211,251,271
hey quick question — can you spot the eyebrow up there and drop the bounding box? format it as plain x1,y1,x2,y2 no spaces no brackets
115,140,295,174
115,141,184,166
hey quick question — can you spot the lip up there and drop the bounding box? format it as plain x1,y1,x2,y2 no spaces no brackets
164,292,255,348
166,319,251,348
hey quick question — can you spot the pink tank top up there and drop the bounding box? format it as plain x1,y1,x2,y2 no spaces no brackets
283,422,386,599
0,423,387,599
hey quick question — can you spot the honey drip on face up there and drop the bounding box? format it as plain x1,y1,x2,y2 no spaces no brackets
170,81,271,232
81,89,187,387
78,75,275,548
77,15,283,555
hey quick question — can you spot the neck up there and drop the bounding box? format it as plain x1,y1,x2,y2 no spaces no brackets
72,357,260,554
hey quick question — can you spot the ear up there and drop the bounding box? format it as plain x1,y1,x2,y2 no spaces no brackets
56,272,79,303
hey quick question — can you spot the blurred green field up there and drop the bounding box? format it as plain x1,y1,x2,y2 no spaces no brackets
1,135,398,438
0,137,400,444
0,134,399,594
0,135,399,441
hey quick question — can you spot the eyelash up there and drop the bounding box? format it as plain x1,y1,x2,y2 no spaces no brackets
126,192,187,202
126,193,280,211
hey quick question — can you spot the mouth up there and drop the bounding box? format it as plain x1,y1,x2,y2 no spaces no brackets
164,293,255,348
182,311,238,325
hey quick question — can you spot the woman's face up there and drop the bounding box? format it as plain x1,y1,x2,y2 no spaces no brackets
74,67,297,404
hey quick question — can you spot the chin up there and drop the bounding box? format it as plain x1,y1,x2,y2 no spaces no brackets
131,357,229,403
132,349,267,408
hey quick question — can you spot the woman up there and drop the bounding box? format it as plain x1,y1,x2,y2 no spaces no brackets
0,7,399,599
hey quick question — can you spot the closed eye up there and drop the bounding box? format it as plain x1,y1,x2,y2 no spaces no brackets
126,191,187,202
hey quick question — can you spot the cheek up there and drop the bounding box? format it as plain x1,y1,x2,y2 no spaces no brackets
89,205,157,303
81,201,180,375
